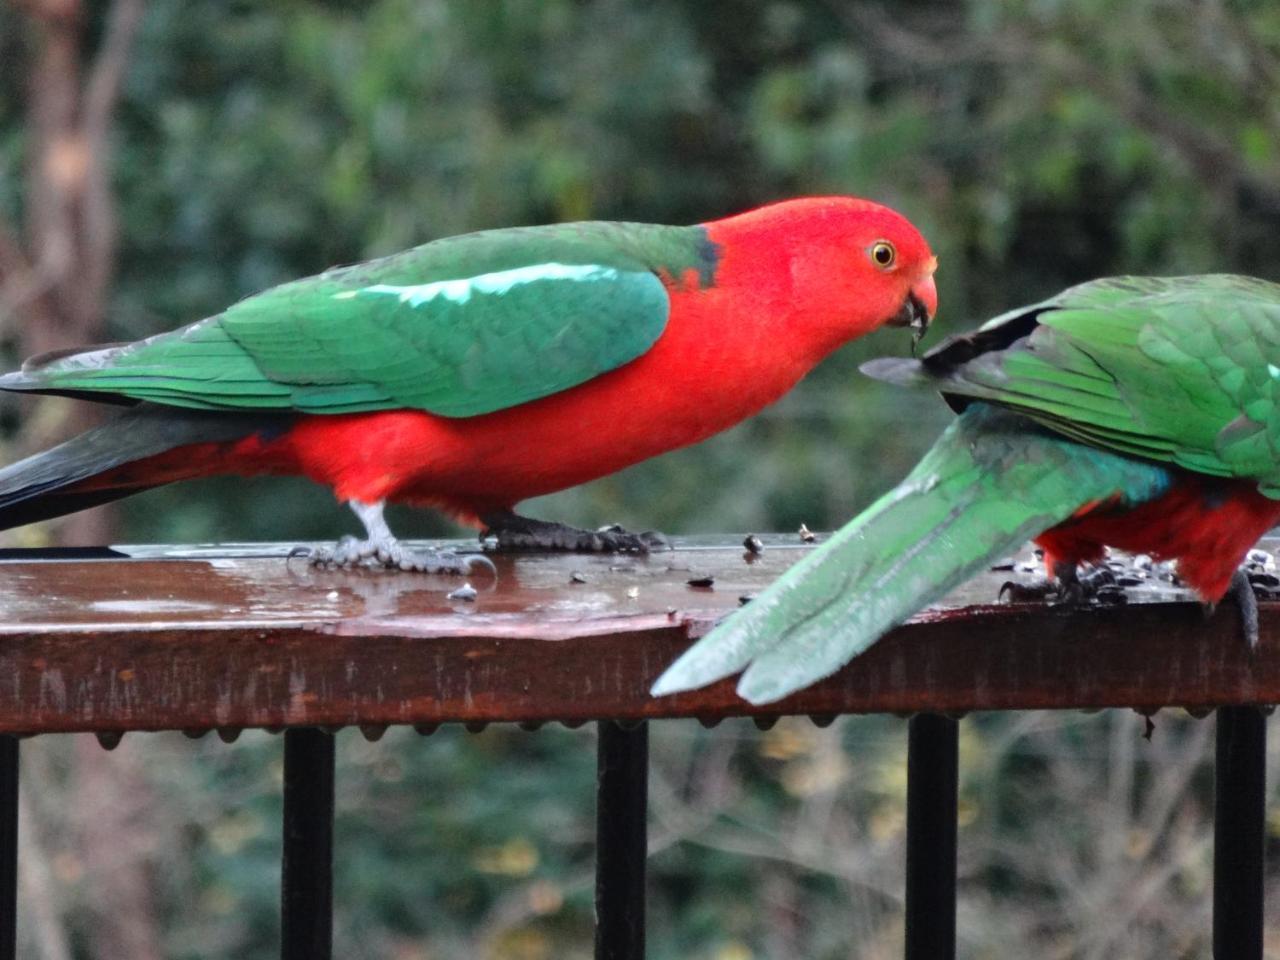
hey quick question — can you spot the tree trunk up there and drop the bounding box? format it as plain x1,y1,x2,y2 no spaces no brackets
3,6,164,958
2,0,145,547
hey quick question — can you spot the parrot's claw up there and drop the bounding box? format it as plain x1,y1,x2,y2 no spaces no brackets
303,536,496,576
479,511,670,554
999,564,1125,607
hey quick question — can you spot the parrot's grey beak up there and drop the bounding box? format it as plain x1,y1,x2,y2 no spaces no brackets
886,293,932,332
888,292,933,356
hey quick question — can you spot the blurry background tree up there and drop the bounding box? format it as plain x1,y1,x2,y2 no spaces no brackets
1,1,1279,957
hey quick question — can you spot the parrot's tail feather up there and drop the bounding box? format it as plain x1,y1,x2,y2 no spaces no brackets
0,369,139,407
651,404,1173,705
0,405,292,532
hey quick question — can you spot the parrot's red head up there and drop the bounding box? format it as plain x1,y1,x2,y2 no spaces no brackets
705,196,938,357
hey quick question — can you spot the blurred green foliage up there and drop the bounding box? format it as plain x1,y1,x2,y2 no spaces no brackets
10,0,1280,545
4,1,1280,957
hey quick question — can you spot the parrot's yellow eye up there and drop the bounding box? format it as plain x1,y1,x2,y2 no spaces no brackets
869,241,896,269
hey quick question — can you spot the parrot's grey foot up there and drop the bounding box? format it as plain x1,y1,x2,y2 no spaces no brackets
1000,563,1125,606
295,498,497,576
480,511,670,553
1209,568,1261,651
998,577,1056,603
1242,549,1280,600
302,537,496,575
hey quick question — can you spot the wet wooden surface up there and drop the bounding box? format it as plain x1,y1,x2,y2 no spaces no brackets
0,534,1275,734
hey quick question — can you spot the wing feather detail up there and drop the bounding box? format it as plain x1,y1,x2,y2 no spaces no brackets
3,222,712,417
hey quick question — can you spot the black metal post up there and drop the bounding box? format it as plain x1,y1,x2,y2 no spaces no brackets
905,713,958,960
1214,705,1266,960
0,736,17,960
282,728,334,960
595,721,648,960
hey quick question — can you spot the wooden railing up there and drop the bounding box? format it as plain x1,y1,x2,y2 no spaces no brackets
0,534,1272,959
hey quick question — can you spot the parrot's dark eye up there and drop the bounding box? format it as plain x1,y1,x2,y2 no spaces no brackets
870,241,896,269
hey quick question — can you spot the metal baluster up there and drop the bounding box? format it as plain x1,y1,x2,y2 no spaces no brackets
1214,705,1266,960
282,728,335,960
905,713,958,960
595,721,648,960
0,736,17,960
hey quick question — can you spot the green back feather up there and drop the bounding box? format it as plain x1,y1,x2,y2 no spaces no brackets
872,274,1280,493
8,221,718,418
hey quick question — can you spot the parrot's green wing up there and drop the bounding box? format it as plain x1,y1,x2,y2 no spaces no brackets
5,221,718,418
866,275,1280,495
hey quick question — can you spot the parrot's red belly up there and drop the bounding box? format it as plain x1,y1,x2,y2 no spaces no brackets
220,287,820,525
1035,475,1280,601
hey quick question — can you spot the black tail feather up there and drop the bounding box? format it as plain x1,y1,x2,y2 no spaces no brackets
0,405,291,533
0,485,154,532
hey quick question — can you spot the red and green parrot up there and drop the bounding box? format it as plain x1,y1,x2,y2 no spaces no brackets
0,196,937,572
654,275,1280,704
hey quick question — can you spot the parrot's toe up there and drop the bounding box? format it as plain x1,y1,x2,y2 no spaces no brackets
1071,566,1126,605
592,524,672,553
298,534,376,567
394,548,496,577
998,564,1125,607
333,534,374,565
479,511,670,554
998,578,1056,603
303,536,495,577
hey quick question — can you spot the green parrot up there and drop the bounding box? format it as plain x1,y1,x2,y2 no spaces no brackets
653,275,1280,704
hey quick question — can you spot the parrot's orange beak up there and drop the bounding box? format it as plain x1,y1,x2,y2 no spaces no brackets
912,257,939,322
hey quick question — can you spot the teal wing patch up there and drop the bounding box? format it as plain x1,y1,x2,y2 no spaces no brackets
219,261,670,417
